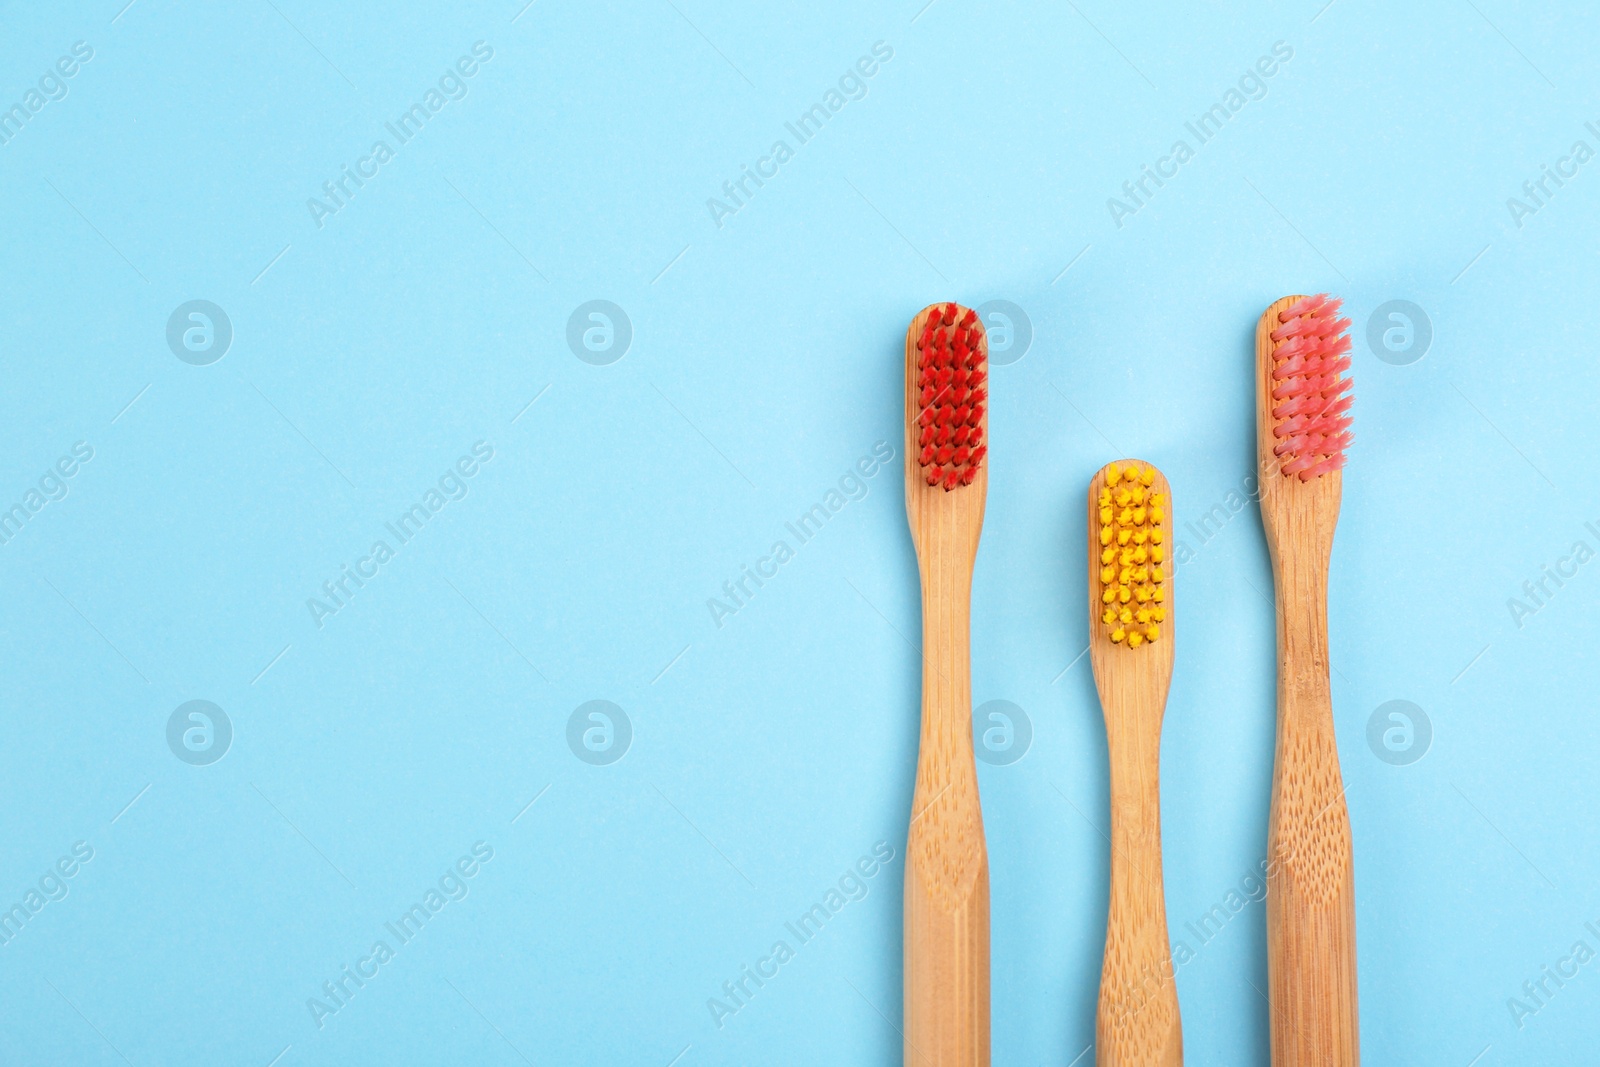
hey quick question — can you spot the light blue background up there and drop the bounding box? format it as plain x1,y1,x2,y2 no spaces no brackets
1,0,1597,1064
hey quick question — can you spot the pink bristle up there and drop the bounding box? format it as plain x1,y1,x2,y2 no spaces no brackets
1268,294,1352,481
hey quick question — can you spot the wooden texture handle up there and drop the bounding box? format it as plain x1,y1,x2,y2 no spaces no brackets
1257,298,1359,1067
904,303,989,1067
1097,693,1182,1067
1089,463,1181,1067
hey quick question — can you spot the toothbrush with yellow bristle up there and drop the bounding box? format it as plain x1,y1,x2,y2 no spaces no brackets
1256,294,1359,1067
1088,461,1182,1067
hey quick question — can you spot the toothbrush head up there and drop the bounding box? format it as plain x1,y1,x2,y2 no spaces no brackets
1265,294,1353,481
1091,461,1168,649
909,302,988,492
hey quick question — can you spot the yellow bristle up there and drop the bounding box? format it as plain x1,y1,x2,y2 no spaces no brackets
1097,463,1172,648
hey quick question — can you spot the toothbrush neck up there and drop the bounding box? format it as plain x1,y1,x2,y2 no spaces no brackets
918,568,972,743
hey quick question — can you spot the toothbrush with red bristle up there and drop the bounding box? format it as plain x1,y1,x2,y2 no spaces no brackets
914,305,988,490
1256,294,1359,1067
904,301,990,1066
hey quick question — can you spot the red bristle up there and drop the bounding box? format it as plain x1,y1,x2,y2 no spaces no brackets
1267,294,1352,481
913,304,989,490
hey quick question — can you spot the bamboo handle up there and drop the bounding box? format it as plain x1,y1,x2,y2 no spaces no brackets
1097,705,1181,1067
904,569,989,1067
1266,553,1359,1067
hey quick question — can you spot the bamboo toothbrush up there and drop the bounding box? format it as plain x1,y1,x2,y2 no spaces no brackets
1255,294,1358,1066
1089,461,1182,1067
903,301,990,1067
